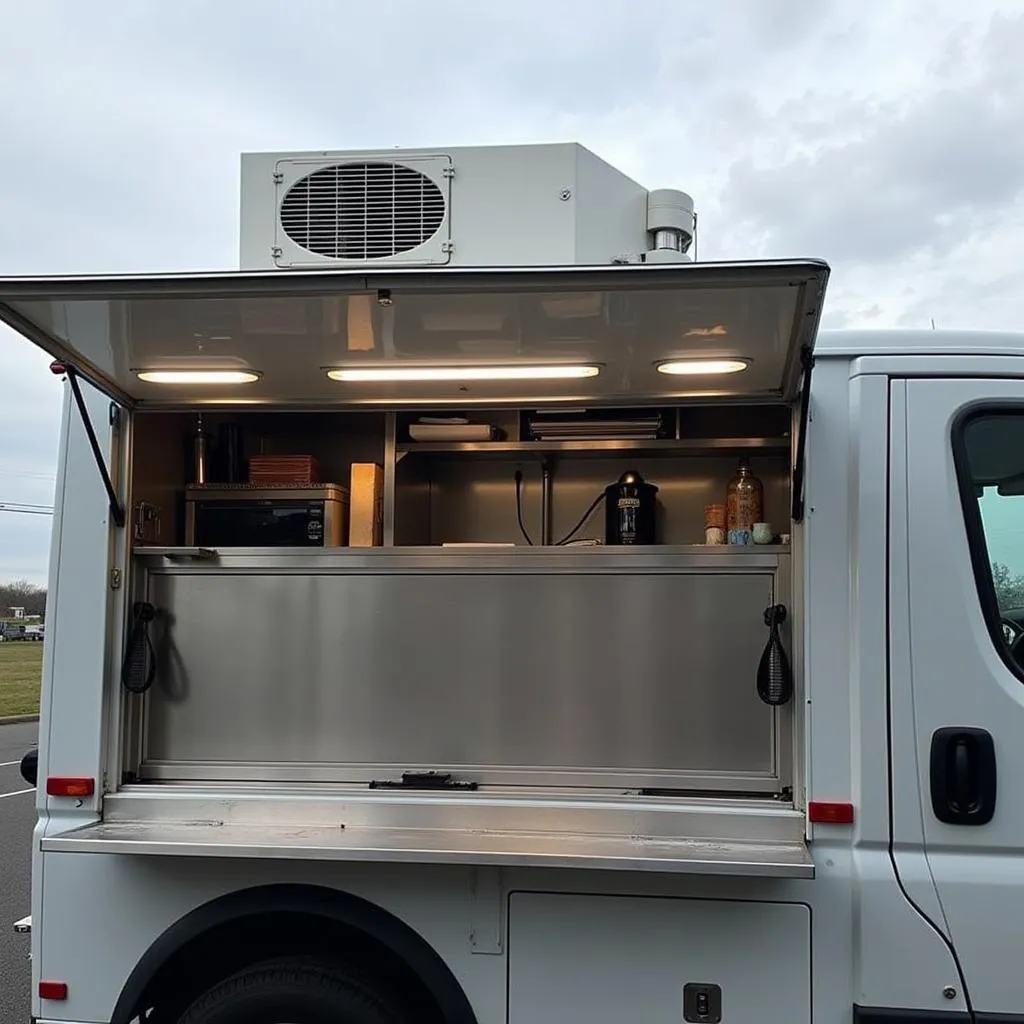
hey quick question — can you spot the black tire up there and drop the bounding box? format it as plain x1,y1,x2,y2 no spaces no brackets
175,957,409,1024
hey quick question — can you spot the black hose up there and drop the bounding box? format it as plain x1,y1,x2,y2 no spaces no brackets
514,470,534,546
122,602,157,694
557,491,605,546
757,604,793,705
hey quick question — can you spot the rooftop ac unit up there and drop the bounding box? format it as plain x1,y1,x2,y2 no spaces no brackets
240,143,694,271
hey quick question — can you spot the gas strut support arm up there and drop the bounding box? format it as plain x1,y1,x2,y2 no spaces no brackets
54,362,126,529
791,345,814,524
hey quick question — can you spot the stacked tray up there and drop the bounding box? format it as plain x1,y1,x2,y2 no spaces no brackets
248,455,320,484
527,414,662,442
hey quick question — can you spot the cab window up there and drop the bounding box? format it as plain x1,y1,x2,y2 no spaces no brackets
955,408,1024,665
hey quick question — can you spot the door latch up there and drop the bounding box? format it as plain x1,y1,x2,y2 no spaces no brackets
930,727,997,826
683,983,722,1024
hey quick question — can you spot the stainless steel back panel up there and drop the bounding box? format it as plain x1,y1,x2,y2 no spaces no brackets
138,550,787,791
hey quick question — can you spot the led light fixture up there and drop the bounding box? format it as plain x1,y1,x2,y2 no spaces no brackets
327,365,601,383
655,359,749,376
135,370,262,384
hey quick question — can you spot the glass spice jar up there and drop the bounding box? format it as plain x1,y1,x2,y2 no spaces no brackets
704,502,727,545
726,458,763,533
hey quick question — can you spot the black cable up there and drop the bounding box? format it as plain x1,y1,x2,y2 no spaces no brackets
121,602,157,694
757,604,793,705
557,491,605,546
514,470,533,546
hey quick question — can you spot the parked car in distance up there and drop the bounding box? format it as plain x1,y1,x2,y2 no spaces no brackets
0,621,25,641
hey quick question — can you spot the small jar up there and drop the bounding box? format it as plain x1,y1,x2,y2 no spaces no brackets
705,526,726,545
704,503,727,530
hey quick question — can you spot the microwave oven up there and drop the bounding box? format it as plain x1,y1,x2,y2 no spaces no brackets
184,484,350,547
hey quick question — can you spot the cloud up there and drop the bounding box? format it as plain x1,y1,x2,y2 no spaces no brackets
725,13,1024,265
0,0,1022,579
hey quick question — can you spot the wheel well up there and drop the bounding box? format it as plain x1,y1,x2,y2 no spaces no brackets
112,884,477,1024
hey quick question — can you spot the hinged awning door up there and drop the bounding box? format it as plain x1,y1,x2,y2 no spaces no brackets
0,260,829,409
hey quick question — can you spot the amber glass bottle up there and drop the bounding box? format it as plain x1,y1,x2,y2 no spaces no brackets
726,458,763,532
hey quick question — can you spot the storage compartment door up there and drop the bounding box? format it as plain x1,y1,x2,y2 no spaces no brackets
508,892,810,1024
138,560,785,791
0,261,827,408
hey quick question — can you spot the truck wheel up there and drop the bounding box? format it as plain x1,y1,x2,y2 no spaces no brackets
175,957,409,1024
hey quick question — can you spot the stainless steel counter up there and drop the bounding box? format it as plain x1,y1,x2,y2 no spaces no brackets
133,544,789,570
43,787,812,878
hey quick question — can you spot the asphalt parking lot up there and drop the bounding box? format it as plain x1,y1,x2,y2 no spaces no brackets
0,721,36,1024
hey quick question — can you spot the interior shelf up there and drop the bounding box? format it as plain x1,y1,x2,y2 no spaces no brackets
396,437,790,458
129,406,795,550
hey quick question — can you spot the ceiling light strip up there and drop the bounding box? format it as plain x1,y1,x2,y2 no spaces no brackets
656,359,749,376
327,365,601,383
134,370,262,384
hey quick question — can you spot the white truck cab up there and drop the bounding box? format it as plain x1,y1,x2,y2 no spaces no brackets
4,142,1023,1024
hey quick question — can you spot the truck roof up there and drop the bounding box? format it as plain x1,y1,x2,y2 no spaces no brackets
816,327,1024,359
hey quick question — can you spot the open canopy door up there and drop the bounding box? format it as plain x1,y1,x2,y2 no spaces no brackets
0,260,828,409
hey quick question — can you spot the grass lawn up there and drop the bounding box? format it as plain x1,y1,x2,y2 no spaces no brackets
0,643,44,718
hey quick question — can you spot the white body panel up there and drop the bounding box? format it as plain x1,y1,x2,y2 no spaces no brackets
19,321,1024,1022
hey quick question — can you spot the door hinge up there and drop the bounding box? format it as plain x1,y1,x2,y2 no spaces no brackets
443,165,455,179
272,171,284,184
110,568,123,591
271,245,283,259
441,241,455,254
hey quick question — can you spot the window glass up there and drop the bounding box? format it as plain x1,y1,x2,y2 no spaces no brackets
957,410,1024,656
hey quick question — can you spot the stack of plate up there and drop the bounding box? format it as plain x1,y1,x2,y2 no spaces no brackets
408,417,498,442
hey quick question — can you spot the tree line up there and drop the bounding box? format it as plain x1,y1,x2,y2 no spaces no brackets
0,579,47,618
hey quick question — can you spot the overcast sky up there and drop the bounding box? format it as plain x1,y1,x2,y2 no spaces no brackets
1,1,1022,584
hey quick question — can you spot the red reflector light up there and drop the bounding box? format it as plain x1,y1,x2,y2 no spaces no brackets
808,800,854,824
46,776,95,798
39,980,68,1000
49,361,67,375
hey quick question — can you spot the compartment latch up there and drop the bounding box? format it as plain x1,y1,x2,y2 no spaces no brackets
369,771,478,792
683,982,722,1024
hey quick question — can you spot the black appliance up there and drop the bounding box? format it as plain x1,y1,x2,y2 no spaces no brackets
604,470,658,545
184,485,348,548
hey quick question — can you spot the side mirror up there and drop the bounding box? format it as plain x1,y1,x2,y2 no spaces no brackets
20,748,37,788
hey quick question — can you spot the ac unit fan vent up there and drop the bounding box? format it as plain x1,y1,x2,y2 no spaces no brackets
279,161,446,260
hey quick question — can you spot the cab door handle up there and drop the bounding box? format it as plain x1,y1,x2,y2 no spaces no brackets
930,727,996,825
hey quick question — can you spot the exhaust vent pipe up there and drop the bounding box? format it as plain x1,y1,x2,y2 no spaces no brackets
644,188,695,263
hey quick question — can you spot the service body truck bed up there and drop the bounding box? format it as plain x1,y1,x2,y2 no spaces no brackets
4,142,1023,1024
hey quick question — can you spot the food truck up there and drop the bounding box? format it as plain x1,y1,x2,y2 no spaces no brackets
6,142,1024,1024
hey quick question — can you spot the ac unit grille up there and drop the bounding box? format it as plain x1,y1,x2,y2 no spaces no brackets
279,162,446,260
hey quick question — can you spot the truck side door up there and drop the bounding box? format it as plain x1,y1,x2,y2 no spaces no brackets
893,376,1024,1016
